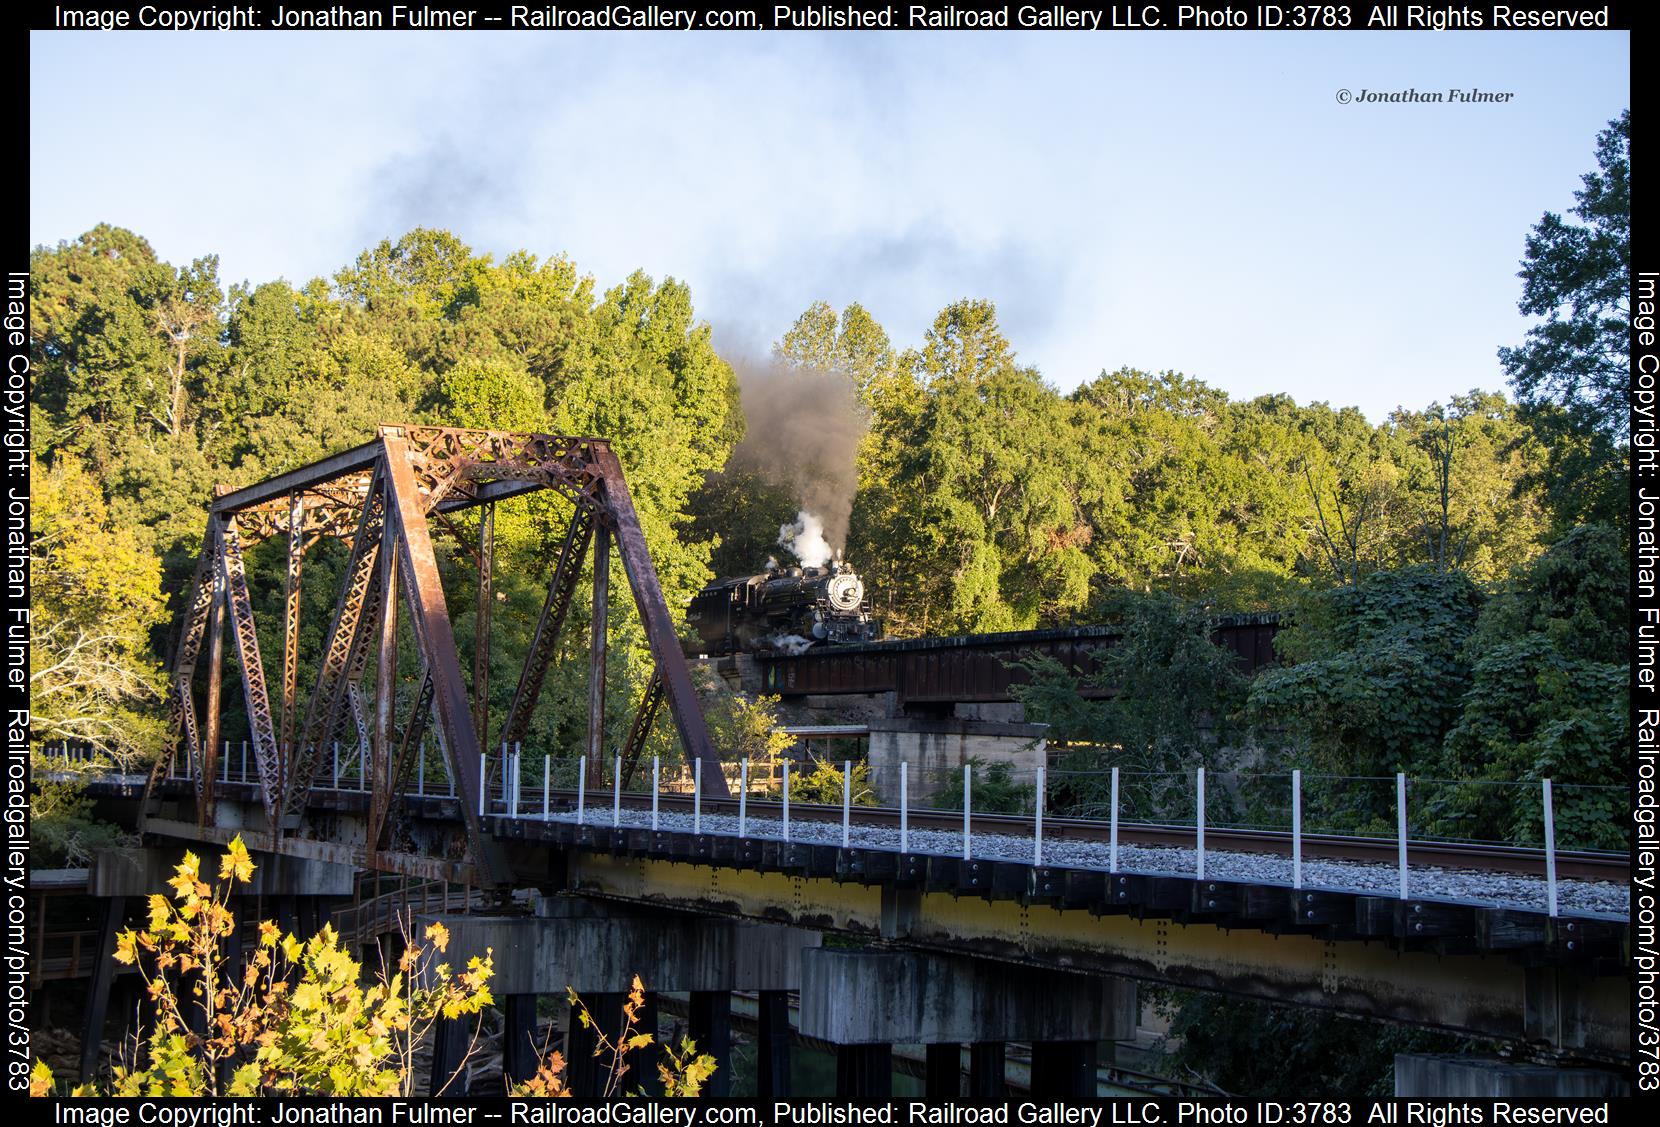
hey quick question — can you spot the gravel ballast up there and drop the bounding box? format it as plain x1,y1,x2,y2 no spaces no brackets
527,807,1629,919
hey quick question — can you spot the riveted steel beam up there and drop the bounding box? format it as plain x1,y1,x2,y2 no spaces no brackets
501,502,595,746
620,668,664,787
288,467,387,819
590,444,725,796
381,432,508,884
219,517,281,830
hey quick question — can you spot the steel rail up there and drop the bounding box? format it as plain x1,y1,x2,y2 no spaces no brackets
535,788,1628,883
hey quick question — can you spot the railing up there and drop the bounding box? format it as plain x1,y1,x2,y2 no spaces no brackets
56,737,1624,916
475,753,1623,916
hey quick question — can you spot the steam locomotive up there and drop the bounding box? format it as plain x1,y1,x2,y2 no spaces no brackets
686,562,880,656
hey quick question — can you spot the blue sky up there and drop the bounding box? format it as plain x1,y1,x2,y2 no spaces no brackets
30,30,1628,421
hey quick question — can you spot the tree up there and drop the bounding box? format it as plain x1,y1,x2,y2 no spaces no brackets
31,840,717,1098
775,299,896,404
30,453,169,767
1498,109,1630,534
1436,525,1628,848
1246,567,1484,782
1012,590,1248,822
1385,391,1547,581
33,838,495,1097
854,300,1092,634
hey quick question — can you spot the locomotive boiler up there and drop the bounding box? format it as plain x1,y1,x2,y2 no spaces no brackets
686,561,880,655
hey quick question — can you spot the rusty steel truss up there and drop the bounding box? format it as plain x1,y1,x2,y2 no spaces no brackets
152,425,725,884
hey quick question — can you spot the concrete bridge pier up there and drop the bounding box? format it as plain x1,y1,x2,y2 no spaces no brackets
502,993,539,1088
924,1043,961,1097
968,1042,1006,1097
756,990,793,1098
418,897,820,1096
799,948,1135,1098
688,991,732,1096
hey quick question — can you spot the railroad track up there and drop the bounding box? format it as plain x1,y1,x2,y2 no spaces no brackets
529,788,1627,883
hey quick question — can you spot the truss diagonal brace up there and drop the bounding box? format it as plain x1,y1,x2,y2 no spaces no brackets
590,444,727,797
149,522,221,827
219,518,282,830
500,503,596,745
620,668,664,787
381,433,509,883
288,466,387,819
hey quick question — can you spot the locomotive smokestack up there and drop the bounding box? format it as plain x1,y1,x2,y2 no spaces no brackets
779,510,833,568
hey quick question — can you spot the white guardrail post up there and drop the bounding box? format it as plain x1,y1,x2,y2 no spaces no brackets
576,756,587,825
1033,765,1045,866
1109,766,1120,874
842,760,852,848
1292,769,1302,890
1543,778,1558,917
739,759,748,838
1195,766,1206,881
1396,772,1409,899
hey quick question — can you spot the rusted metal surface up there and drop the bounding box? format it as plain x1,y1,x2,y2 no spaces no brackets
473,502,494,749
219,518,281,830
591,444,727,797
620,668,664,786
502,503,596,746
289,466,387,817
200,519,227,822
166,425,719,884
280,491,304,773
380,432,507,883
759,617,1280,703
587,524,609,784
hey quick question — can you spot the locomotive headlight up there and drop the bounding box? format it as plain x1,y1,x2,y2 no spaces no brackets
825,572,864,611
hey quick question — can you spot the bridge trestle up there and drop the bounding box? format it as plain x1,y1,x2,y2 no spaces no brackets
150,425,727,885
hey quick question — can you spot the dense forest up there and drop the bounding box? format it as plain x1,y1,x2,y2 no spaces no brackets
29,113,1629,866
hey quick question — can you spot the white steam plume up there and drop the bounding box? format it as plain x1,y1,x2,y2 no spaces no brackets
779,511,833,568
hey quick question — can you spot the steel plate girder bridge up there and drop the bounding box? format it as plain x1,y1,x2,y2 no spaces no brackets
136,425,1631,1076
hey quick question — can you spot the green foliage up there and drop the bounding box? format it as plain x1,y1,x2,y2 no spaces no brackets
30,453,169,767
933,758,1034,815
1436,526,1628,847
699,678,797,783
1012,590,1248,822
851,300,1093,633
1155,989,1483,1099
1248,568,1484,778
787,758,876,806
1498,110,1630,535
547,975,717,1098
32,838,494,1097
29,774,133,866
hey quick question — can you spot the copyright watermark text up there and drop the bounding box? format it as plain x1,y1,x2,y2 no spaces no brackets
1336,87,1515,105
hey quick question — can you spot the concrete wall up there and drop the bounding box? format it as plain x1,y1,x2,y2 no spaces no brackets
416,898,820,995
90,847,354,898
799,948,1135,1045
866,719,1047,805
1394,1055,1630,1097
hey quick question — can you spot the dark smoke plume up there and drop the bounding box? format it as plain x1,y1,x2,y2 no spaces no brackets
723,355,868,563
